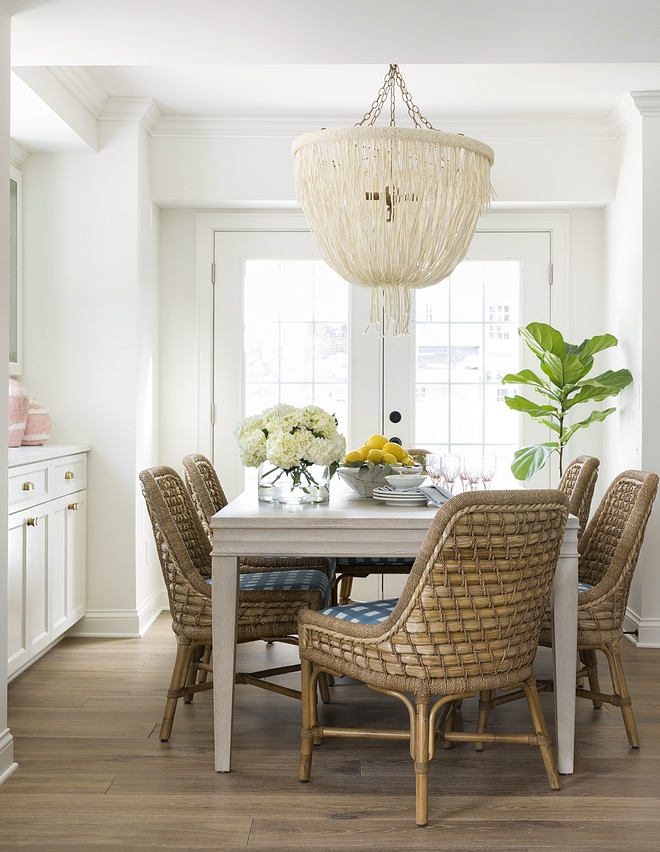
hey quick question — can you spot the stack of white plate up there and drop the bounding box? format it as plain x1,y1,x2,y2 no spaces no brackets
372,486,429,507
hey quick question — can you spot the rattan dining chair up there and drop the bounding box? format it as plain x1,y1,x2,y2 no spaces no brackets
298,489,569,827
139,465,332,741
182,453,332,579
557,455,600,541
541,468,658,746
476,469,658,750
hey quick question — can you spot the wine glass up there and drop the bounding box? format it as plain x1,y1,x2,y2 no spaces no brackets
482,455,498,489
461,456,483,491
440,454,460,493
425,454,443,486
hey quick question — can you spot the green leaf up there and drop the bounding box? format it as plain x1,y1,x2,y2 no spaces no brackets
564,370,633,409
538,418,561,434
501,369,560,400
561,408,616,444
503,394,559,418
574,333,618,361
520,323,566,358
510,443,560,481
540,352,590,388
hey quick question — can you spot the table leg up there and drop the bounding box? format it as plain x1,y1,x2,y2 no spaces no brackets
212,554,240,772
551,515,579,775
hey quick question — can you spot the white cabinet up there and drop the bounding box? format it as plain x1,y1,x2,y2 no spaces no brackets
7,446,89,680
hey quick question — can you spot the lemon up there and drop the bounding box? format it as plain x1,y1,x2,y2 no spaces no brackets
367,448,384,463
382,441,404,461
344,450,362,464
358,445,371,461
382,452,398,465
365,434,388,450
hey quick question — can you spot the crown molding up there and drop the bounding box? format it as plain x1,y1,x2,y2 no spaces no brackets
10,138,30,168
100,97,163,135
48,66,108,119
153,113,626,142
631,91,660,115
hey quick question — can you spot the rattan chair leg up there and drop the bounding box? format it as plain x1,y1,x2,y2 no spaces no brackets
603,645,640,748
196,645,212,685
584,648,603,708
299,659,315,781
476,689,494,751
522,681,560,790
414,697,430,827
183,645,204,703
160,640,192,741
338,576,354,606
318,672,331,704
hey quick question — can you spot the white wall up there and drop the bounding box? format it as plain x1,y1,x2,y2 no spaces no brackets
21,118,163,637
0,2,17,786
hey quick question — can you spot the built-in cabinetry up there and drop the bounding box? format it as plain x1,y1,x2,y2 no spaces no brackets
7,444,90,680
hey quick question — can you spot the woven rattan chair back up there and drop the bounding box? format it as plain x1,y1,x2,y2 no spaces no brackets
140,465,214,633
557,455,600,541
182,453,228,544
304,489,569,695
576,469,658,630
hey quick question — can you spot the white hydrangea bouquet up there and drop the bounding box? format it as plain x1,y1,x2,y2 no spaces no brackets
235,403,346,503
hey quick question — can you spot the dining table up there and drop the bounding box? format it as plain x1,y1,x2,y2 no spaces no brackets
210,486,580,775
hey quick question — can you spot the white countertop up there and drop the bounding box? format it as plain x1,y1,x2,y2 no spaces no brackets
8,443,92,468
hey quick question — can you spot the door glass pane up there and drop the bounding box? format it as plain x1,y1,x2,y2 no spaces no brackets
243,260,349,436
414,260,521,484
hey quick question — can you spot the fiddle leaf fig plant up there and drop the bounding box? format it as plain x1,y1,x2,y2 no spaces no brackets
502,322,633,481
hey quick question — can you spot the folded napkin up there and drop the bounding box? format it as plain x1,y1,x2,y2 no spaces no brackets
418,485,453,507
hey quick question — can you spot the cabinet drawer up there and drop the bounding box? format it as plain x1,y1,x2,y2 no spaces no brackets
8,463,49,510
52,454,87,497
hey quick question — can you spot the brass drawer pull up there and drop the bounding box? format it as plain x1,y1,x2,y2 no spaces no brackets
26,517,38,527
23,481,35,491
68,503,79,511
64,471,75,480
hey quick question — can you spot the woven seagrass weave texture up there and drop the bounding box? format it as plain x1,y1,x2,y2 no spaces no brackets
541,469,658,643
299,489,569,697
557,455,599,542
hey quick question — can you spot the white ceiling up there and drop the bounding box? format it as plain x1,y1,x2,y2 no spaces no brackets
6,0,660,151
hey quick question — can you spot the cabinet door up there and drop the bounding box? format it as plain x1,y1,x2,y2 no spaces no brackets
50,497,69,636
50,491,87,638
26,505,50,657
67,491,86,625
7,511,29,677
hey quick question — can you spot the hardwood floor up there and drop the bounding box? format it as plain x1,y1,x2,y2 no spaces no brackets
3,612,660,850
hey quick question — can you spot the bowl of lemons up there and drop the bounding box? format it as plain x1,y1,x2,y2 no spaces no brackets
337,434,420,498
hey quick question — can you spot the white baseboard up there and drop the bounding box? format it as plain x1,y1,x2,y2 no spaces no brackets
623,606,660,647
67,586,167,638
0,728,18,787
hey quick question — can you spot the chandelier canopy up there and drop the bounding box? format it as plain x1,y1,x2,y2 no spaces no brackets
292,65,494,335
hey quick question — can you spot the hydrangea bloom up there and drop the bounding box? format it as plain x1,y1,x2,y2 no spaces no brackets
235,403,346,477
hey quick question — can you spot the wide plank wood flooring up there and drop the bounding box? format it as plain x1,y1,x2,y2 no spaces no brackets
3,612,660,850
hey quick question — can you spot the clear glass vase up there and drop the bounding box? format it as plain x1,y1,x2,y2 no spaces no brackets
257,462,331,504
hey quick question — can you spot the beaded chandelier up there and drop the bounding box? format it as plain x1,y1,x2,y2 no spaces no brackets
292,65,494,336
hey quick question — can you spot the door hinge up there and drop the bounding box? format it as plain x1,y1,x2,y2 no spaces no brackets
211,403,217,425
212,262,216,285
549,263,553,285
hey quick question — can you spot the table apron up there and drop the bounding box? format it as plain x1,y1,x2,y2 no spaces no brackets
212,529,426,558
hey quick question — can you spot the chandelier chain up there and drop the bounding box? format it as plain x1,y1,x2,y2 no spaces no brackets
356,64,436,131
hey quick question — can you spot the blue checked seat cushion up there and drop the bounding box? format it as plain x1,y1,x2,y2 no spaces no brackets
239,569,331,609
335,556,414,577
321,598,398,624
324,582,593,624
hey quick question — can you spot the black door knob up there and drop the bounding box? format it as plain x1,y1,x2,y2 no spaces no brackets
389,410,402,423
388,436,402,445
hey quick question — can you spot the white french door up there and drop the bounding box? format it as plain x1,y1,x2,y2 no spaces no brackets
213,224,553,499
